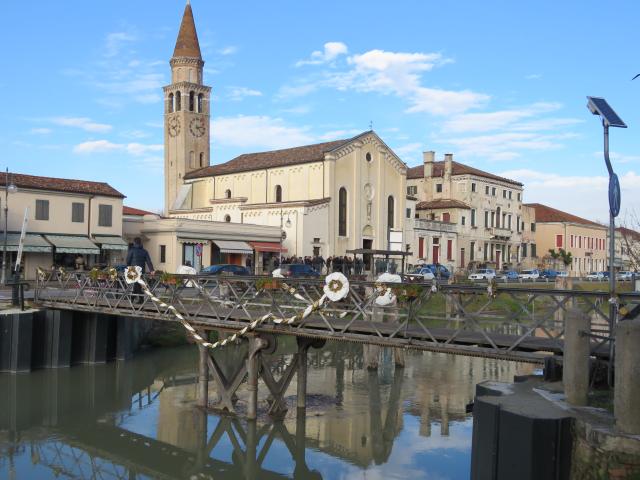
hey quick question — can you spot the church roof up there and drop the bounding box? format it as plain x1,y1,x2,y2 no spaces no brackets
406,161,522,186
173,2,202,59
184,137,357,179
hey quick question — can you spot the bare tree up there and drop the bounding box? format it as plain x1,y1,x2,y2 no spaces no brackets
619,211,640,271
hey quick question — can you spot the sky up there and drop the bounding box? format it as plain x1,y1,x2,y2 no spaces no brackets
2,0,639,223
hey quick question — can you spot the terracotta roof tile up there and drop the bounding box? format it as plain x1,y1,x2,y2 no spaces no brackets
2,173,124,198
123,206,155,216
407,161,523,186
173,3,202,59
616,227,640,240
524,203,604,228
416,199,471,210
184,138,353,179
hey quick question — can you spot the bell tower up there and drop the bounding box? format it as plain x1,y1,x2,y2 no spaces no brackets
164,0,211,214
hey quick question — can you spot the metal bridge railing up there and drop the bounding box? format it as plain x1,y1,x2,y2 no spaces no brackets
33,271,640,363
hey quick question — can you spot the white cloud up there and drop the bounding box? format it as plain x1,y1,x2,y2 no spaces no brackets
104,32,136,58
30,128,52,135
227,86,263,101
211,116,316,150
318,129,362,141
394,142,423,157
218,45,238,56
296,42,348,66
73,140,162,156
595,151,640,164
50,117,113,133
525,73,542,80
442,132,578,161
442,103,562,133
500,169,640,222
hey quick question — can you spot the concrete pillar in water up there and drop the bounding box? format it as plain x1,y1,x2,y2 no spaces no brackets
297,340,308,410
364,306,383,370
246,337,261,420
198,345,209,408
615,319,640,434
116,316,134,361
0,311,33,373
563,308,590,406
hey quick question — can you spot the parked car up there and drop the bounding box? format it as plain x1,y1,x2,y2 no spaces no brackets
425,264,451,280
498,270,519,281
200,264,250,276
585,271,605,281
540,269,559,280
468,269,496,281
519,269,540,280
406,266,435,281
617,271,635,281
277,264,320,278
556,271,569,278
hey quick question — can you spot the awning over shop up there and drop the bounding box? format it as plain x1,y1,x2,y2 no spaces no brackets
44,235,100,255
213,240,253,255
177,237,211,244
93,235,128,251
0,233,52,253
248,241,288,253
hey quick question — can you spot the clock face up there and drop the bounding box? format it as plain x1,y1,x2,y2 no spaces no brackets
190,117,206,137
167,117,181,137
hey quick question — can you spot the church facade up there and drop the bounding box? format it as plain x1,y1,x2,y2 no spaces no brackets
164,3,408,260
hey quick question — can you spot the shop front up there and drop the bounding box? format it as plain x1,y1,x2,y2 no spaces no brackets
44,234,101,271
248,241,288,274
2,233,53,281
211,240,253,268
93,235,129,267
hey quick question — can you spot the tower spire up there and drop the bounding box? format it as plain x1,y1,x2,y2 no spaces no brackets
173,1,201,59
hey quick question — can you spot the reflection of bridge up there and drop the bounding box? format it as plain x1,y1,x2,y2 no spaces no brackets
34,272,639,363
1,343,431,480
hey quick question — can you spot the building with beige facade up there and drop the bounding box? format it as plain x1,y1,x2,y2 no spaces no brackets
525,203,608,275
405,152,537,272
0,173,126,280
163,3,408,267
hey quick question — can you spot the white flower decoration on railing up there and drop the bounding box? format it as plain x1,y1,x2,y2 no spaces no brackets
323,272,350,302
125,266,142,284
272,268,284,278
375,272,402,306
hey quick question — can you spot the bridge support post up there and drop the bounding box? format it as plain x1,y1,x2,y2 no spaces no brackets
198,345,209,408
615,318,640,434
297,338,310,410
116,316,133,361
564,308,590,406
247,336,268,420
364,306,384,370
0,311,33,373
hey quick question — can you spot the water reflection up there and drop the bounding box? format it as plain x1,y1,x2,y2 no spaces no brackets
0,342,532,479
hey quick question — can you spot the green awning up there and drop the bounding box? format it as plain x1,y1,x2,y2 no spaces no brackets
94,235,129,251
0,233,52,253
44,235,100,255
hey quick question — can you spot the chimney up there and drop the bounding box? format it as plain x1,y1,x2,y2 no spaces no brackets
444,153,453,178
423,151,434,178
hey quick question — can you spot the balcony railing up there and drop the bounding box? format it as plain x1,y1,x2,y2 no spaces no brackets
414,219,458,233
491,227,512,238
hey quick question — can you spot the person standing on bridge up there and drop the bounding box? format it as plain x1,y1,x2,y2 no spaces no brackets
126,237,154,303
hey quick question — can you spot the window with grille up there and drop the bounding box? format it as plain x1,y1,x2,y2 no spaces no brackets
339,188,347,236
98,204,113,227
71,202,84,223
160,245,166,263
35,199,49,221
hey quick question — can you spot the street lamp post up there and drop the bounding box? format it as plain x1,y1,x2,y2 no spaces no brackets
278,208,292,266
1,168,17,285
586,96,627,386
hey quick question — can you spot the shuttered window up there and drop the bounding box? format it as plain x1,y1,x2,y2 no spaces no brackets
35,199,49,221
98,204,113,227
71,202,84,223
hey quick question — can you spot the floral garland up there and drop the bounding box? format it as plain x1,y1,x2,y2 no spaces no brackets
374,273,402,306
124,266,350,350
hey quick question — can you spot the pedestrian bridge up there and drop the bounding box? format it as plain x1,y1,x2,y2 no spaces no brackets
33,270,639,364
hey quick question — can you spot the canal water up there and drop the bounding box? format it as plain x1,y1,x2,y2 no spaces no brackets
0,341,533,479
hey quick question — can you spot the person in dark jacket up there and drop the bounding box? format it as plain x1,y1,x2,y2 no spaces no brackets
126,238,154,302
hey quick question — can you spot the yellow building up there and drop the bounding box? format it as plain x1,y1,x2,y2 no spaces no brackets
1,173,126,280
525,203,608,275
163,3,408,262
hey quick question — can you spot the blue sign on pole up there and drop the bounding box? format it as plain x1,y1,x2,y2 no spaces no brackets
609,173,621,218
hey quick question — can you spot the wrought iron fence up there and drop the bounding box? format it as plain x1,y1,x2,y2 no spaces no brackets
34,271,640,363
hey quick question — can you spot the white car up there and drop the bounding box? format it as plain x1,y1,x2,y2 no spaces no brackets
468,269,496,281
616,271,634,281
585,272,604,281
519,269,540,280
406,266,435,281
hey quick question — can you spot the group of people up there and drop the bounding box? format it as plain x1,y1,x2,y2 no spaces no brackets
271,255,368,276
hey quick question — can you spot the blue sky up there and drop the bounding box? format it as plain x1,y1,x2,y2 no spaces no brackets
2,0,639,222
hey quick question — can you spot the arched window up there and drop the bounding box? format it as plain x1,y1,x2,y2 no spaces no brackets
275,185,282,203
189,91,195,112
338,187,347,236
387,195,395,229
197,93,204,113
225,189,231,199
199,153,204,167
168,93,174,113
175,91,181,111
224,215,231,223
